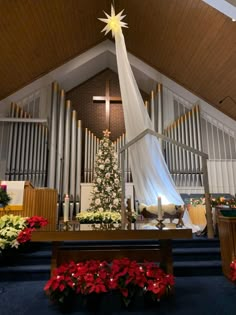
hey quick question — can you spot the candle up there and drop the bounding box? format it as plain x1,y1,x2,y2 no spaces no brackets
0,181,7,192
157,196,162,220
69,202,74,221
75,202,80,215
63,194,69,222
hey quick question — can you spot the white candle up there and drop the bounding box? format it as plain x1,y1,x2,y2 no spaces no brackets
75,202,80,215
158,196,162,220
63,194,69,222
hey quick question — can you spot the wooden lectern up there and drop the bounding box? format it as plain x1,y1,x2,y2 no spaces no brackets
0,181,57,231
217,209,236,280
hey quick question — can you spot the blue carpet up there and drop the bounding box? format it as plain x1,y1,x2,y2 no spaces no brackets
0,276,235,315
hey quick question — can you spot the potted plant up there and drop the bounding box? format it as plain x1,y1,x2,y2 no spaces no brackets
44,258,174,312
0,214,48,254
0,188,11,208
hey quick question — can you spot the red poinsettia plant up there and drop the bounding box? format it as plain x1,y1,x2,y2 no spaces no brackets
17,215,48,244
44,260,111,304
230,259,236,282
44,258,174,307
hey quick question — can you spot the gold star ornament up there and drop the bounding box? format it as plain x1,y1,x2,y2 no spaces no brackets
98,5,128,37
103,129,111,137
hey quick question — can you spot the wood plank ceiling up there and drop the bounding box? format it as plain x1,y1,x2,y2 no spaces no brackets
0,0,235,121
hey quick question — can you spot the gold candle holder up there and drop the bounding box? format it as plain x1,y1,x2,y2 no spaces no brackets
156,219,165,230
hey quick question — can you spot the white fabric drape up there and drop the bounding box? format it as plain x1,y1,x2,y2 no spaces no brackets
114,31,184,205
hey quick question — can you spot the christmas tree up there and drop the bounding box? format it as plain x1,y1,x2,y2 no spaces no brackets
89,129,122,212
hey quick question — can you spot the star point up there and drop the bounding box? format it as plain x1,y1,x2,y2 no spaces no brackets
98,5,128,37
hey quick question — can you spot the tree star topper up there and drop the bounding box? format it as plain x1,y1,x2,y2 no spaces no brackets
99,5,128,37
103,129,111,137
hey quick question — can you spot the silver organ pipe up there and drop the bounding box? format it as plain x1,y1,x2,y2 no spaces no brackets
36,124,42,186
15,108,24,180
70,110,77,203
191,106,199,185
24,114,32,181
188,110,195,185
43,127,48,185
56,89,65,194
11,106,20,179
32,123,39,184
20,112,27,180
76,120,82,205
90,133,94,182
173,122,179,185
48,81,58,188
164,104,203,188
87,130,91,182
165,127,171,173
39,125,44,186
84,128,88,182
184,113,191,186
177,119,183,183
6,103,15,180
195,105,203,184
63,100,72,195
96,136,99,164
180,116,187,186
4,103,48,186
93,134,97,178
170,124,176,184
157,83,163,135
150,91,155,130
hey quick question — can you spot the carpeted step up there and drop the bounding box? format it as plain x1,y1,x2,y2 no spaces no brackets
173,247,221,261
0,264,51,281
0,237,223,280
172,238,220,248
173,260,222,276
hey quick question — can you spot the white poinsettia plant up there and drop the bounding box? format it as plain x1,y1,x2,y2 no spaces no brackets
76,210,122,224
76,209,137,224
0,214,27,251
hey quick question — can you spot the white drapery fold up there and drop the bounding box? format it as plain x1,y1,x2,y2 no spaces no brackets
115,31,184,206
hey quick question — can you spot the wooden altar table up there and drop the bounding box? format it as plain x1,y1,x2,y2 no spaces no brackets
31,229,192,275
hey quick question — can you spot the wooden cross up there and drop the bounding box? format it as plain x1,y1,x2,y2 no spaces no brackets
93,80,122,130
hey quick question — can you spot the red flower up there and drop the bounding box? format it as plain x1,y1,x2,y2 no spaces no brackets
44,258,174,307
26,216,48,229
17,228,33,243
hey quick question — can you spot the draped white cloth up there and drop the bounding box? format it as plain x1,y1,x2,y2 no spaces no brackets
114,31,184,206
100,6,184,206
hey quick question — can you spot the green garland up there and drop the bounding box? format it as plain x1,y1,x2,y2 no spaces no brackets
0,188,11,208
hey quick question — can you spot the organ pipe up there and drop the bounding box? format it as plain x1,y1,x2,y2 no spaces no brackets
48,81,58,188
20,112,27,180
76,120,82,203
56,89,65,193
84,128,88,182
70,110,77,202
63,100,72,195
6,104,15,180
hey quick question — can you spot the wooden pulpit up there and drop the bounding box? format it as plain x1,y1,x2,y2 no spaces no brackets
0,181,57,231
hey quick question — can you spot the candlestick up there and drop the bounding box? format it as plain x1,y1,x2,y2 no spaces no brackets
63,194,69,222
69,202,74,221
157,196,162,220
